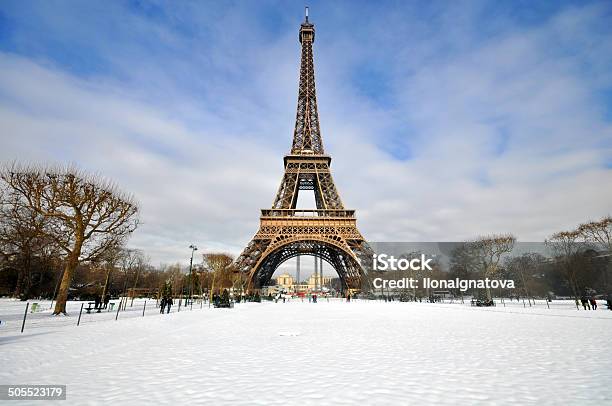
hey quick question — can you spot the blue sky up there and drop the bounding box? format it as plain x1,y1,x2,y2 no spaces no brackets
1,0,611,267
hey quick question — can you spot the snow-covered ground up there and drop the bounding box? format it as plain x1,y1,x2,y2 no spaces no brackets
1,299,611,405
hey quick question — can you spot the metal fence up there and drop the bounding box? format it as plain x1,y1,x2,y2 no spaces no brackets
0,297,210,335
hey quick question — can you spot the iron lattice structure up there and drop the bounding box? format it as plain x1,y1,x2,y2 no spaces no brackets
235,13,373,292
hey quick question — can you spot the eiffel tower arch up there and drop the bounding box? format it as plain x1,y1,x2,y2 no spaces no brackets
235,10,373,292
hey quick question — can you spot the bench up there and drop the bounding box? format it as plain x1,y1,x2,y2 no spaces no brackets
85,302,96,314
471,299,496,307
213,300,234,309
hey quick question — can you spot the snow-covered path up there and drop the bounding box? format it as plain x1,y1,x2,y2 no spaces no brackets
1,300,611,405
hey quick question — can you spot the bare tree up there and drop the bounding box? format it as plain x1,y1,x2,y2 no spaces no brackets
470,234,516,301
399,250,427,299
578,216,612,252
0,185,57,298
546,230,582,309
165,263,183,298
117,248,144,309
578,216,612,293
1,165,139,314
130,252,149,306
505,253,546,306
97,246,123,307
203,253,234,298
449,243,479,302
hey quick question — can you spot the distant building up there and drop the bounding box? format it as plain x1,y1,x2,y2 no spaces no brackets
307,273,332,291
271,272,333,294
277,273,295,289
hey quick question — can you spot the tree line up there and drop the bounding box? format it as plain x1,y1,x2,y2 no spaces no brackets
365,220,610,305
0,164,242,315
444,217,611,304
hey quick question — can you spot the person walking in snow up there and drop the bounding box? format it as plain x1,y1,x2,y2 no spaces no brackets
103,294,110,309
590,297,597,310
160,296,167,314
94,295,101,310
166,297,173,313
580,295,590,310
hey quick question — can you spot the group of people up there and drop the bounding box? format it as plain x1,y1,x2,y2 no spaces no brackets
580,295,598,310
159,296,174,314
93,294,110,310
212,289,231,308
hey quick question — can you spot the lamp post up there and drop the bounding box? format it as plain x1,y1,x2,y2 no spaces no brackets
187,244,198,306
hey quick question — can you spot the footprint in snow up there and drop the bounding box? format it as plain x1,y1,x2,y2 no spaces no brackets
278,331,301,336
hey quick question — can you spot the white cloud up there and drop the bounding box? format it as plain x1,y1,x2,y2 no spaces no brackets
0,2,611,270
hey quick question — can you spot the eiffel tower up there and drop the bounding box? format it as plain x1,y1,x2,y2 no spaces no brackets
235,9,373,292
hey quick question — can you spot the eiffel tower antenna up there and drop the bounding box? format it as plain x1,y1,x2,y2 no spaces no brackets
235,10,373,294
293,5,320,155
